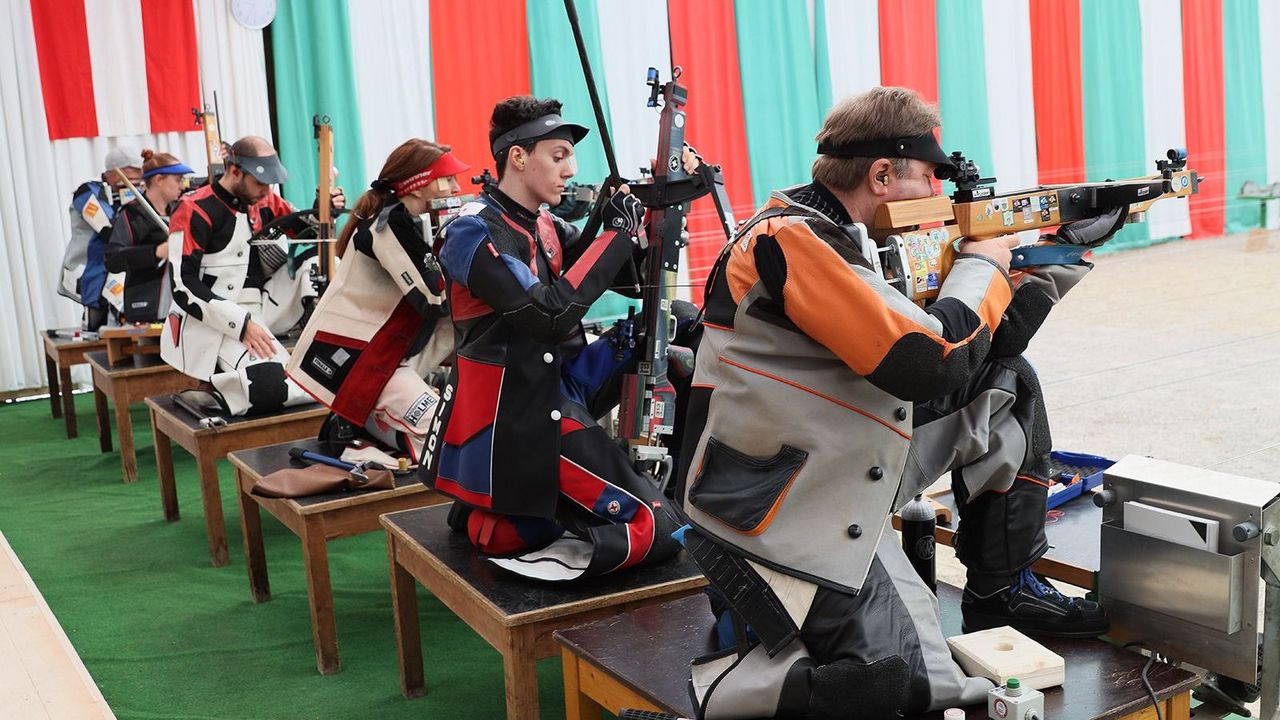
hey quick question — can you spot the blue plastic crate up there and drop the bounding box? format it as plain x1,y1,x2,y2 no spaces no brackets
1046,450,1116,510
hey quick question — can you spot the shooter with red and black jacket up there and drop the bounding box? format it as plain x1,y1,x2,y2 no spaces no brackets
421,96,681,582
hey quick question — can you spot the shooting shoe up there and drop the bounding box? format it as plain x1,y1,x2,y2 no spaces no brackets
961,567,1109,638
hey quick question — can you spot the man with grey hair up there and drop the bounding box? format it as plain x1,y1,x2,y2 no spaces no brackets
677,86,1125,718
59,146,143,331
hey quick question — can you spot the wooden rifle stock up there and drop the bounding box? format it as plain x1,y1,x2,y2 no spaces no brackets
867,152,1201,302
313,115,336,288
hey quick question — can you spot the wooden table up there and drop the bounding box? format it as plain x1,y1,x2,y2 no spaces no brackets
41,330,107,439
146,395,326,567
228,439,446,675
555,585,1199,720
895,488,1102,590
88,351,198,483
100,325,162,367
0,531,116,719
382,505,707,720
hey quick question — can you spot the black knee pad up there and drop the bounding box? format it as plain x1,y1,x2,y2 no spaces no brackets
244,362,288,413
805,656,911,720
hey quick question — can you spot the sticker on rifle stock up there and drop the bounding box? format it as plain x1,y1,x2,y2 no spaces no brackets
1002,210,1015,227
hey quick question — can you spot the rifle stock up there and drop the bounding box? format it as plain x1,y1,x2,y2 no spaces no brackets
866,151,1201,302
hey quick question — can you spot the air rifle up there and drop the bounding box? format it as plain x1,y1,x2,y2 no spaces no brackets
312,114,336,294
563,0,736,486
860,148,1201,302
192,92,225,182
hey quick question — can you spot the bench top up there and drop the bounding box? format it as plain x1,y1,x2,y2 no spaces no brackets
228,439,430,513
86,350,174,377
554,584,1199,720
42,330,107,352
145,393,326,435
383,505,705,624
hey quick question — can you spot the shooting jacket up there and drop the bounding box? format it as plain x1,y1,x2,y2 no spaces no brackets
287,202,451,425
422,189,635,518
679,185,1015,594
103,195,169,323
160,181,304,379
59,180,116,308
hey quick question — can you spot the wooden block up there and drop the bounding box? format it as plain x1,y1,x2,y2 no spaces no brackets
874,195,955,230
946,625,1065,690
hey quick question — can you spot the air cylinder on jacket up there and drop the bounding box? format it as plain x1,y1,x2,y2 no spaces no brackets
900,494,937,593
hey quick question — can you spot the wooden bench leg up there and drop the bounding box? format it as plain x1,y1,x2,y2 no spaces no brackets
59,364,76,439
504,628,540,720
388,534,425,698
114,391,136,483
301,518,339,674
152,412,179,522
1165,690,1191,720
561,651,603,720
93,385,111,453
236,471,270,603
46,355,61,419
196,451,229,567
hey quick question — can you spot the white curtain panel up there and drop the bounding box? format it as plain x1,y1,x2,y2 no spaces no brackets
347,0,435,188
193,0,274,145
980,0,1040,243
597,0,672,180
1256,0,1280,228
1137,0,1191,239
823,0,880,108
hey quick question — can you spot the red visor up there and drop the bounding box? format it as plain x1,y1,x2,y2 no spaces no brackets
394,152,470,196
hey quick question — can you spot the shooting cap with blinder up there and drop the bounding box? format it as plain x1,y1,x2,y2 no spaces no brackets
490,114,589,160
227,150,289,185
817,134,958,180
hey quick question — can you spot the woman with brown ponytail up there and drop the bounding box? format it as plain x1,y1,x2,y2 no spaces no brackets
103,148,193,322
287,139,468,462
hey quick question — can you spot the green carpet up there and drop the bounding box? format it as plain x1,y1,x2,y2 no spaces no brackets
0,394,577,719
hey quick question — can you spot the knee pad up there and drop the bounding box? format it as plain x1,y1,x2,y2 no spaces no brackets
466,510,562,556
806,656,912,720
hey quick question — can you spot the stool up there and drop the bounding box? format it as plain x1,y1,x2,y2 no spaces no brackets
41,329,107,439
88,351,197,483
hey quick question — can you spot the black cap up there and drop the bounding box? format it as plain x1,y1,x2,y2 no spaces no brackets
490,114,590,159
817,133,958,179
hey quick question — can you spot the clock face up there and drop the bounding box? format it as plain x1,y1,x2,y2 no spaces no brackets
231,0,276,30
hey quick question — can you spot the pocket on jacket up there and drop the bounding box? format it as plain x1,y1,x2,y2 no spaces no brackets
300,333,366,394
689,437,808,535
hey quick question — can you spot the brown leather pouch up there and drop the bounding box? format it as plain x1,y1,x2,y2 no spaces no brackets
251,464,394,498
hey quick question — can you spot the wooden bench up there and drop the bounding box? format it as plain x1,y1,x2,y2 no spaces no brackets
146,394,327,567
894,488,1102,590
100,324,162,367
0,531,116,719
555,584,1199,720
228,439,447,675
88,351,197,483
41,329,107,439
382,504,707,719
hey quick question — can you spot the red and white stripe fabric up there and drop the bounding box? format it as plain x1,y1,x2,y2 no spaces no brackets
30,0,200,140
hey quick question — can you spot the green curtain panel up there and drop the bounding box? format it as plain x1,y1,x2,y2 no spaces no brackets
936,0,993,180
271,0,365,212
527,0,612,187
1080,0,1148,250
1223,0,1268,234
734,0,823,205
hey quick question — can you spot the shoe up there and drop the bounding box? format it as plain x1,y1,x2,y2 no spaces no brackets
961,568,1109,638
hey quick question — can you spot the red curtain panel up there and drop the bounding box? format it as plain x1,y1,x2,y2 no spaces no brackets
140,0,201,133
30,0,98,139
1180,0,1226,238
1030,0,1086,185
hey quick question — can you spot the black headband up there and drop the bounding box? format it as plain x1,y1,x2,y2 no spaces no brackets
817,133,957,179
490,114,589,159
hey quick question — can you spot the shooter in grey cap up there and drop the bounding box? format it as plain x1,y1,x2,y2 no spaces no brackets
57,145,144,330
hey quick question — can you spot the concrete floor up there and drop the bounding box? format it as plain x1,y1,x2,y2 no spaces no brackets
930,231,1280,593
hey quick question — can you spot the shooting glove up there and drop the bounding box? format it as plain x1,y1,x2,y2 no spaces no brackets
602,190,644,240
1054,204,1129,247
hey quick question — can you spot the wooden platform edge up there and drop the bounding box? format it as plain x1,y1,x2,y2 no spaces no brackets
0,531,117,719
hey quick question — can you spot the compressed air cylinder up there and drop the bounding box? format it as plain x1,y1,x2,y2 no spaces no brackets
900,494,937,593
